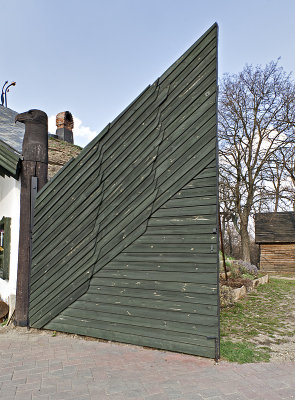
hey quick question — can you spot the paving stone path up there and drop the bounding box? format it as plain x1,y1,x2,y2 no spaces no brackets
0,327,294,400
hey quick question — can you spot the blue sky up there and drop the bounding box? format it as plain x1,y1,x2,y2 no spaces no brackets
1,0,295,146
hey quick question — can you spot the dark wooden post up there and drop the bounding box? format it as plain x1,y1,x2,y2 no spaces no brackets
15,110,48,327
218,213,228,281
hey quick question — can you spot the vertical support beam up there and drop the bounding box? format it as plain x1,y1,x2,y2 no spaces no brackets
30,177,38,266
15,110,48,327
31,177,38,229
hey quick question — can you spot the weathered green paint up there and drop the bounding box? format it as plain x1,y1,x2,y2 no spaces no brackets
0,142,21,178
29,24,219,359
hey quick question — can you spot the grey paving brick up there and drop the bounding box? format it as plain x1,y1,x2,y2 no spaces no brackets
1,378,26,387
0,385,17,396
36,360,50,368
71,396,91,400
144,394,174,400
27,367,49,375
274,387,295,398
48,369,67,377
27,373,43,383
14,389,34,400
0,373,12,382
0,395,15,400
199,388,225,398
56,380,72,392
32,395,50,400
222,393,249,400
87,386,107,397
15,362,36,370
205,397,224,400
12,369,29,379
35,385,57,396
0,367,14,376
49,391,75,400
16,381,42,391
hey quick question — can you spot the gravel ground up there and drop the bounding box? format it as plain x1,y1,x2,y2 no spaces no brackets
269,277,295,362
250,276,295,363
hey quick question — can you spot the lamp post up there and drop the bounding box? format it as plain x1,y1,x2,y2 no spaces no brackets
4,81,16,107
1,81,8,106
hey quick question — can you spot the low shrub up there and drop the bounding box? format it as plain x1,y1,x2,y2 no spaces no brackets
233,260,258,277
220,285,234,307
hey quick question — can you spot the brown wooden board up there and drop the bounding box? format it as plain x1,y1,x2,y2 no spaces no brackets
29,24,219,359
260,243,295,273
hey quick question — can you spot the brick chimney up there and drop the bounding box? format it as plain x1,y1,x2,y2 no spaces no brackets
56,111,74,144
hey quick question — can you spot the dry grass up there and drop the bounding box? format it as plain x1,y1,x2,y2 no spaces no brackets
220,277,295,363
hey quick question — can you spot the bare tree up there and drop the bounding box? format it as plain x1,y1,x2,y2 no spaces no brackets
278,146,295,210
219,60,295,261
264,153,292,212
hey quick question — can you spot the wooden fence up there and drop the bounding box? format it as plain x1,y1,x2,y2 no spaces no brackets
29,24,219,359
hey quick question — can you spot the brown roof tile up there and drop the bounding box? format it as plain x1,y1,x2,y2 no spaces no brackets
48,137,82,179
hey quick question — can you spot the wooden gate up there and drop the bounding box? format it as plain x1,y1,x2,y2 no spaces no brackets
29,24,220,359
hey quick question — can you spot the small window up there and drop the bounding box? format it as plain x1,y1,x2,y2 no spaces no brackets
0,217,11,281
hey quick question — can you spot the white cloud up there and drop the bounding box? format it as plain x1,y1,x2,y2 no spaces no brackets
48,115,98,147
48,115,56,136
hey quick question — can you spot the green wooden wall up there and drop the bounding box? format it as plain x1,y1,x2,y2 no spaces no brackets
29,23,219,359
0,143,21,178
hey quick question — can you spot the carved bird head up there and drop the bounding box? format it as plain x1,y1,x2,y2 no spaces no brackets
15,109,48,162
15,109,47,125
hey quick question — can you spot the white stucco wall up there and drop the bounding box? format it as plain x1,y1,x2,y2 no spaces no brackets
0,174,21,302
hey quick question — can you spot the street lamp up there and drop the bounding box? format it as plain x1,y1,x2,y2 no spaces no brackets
1,81,8,106
4,81,16,107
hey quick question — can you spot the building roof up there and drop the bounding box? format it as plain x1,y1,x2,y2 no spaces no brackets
0,106,25,153
0,106,82,179
0,106,24,178
255,212,295,243
48,137,82,179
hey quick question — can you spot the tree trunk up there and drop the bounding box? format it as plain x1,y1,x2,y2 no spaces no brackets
274,188,279,212
240,223,251,262
226,221,233,256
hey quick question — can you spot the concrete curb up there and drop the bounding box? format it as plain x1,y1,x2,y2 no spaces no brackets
232,274,269,301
